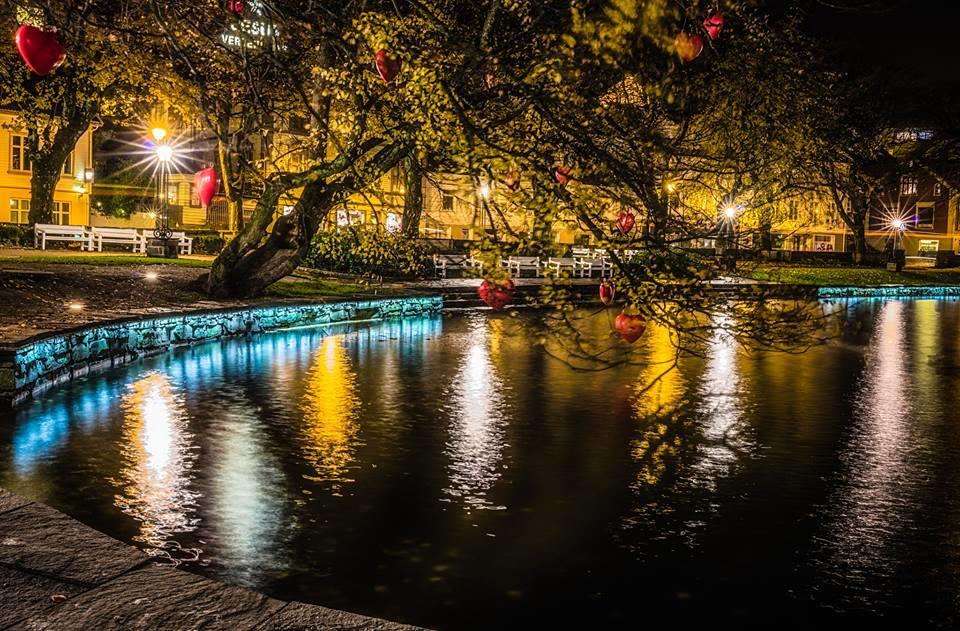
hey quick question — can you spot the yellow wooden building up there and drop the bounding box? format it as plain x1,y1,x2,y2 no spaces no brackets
0,109,95,227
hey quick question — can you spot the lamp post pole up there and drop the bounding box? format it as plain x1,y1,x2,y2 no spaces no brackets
147,127,178,258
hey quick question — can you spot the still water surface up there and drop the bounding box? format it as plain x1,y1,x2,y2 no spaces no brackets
3,299,960,628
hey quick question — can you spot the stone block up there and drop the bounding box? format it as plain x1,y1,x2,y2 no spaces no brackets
0,565,85,628
258,601,426,631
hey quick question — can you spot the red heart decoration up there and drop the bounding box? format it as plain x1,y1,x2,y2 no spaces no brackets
599,281,616,305
674,32,704,63
615,312,647,344
703,13,724,40
194,167,219,209
478,279,514,311
554,166,573,186
226,0,246,15
616,211,635,235
15,25,66,76
375,49,401,83
503,171,520,191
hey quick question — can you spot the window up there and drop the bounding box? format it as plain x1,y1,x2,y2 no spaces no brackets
189,184,200,207
813,235,834,252
787,199,799,221
919,239,940,255
52,201,70,225
915,203,934,229
934,182,944,197
10,134,29,172
386,212,402,233
901,176,917,195
8,199,29,224
441,193,455,211
62,152,74,176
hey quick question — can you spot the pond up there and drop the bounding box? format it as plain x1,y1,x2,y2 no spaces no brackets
2,299,960,629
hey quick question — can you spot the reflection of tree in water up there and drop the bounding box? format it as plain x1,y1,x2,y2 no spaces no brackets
300,337,362,494
113,373,200,564
621,320,758,549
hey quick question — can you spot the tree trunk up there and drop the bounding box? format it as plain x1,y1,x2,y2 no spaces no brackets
851,222,867,264
205,178,339,298
27,157,63,225
401,156,423,236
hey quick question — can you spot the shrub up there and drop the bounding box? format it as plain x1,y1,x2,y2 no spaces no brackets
0,224,33,247
191,233,227,255
305,228,428,278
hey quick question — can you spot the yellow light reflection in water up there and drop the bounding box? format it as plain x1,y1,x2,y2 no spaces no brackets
300,337,361,491
442,317,507,511
114,373,198,555
631,322,687,486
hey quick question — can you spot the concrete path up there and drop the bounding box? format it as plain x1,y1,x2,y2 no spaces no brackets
0,488,425,630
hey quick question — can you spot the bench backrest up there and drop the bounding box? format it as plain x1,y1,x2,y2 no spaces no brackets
91,227,140,239
509,256,540,265
35,224,85,235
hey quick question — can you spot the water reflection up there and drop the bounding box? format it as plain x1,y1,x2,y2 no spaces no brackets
687,318,754,490
442,317,508,511
113,373,199,557
300,337,362,491
810,300,921,605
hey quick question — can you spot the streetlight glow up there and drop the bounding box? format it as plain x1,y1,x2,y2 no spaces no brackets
151,127,168,142
155,144,174,162
478,182,491,199
891,218,906,231
724,206,737,220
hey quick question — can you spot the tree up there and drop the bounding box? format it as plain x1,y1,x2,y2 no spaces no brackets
0,1,149,224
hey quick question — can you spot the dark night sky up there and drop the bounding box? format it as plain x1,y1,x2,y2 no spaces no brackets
801,0,960,88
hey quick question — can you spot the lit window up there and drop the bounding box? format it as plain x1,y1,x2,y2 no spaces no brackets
787,199,799,221
386,212,401,233
934,182,944,197
10,135,30,172
53,201,70,225
62,152,73,176
901,176,917,195
916,203,934,229
8,198,29,224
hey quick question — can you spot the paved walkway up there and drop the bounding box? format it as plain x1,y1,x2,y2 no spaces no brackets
0,488,424,630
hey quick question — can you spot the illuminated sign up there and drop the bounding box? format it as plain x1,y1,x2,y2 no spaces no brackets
221,0,279,51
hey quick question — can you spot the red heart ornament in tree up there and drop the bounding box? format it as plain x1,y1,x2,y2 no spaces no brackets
616,211,635,235
226,0,246,15
615,312,647,343
599,281,616,305
703,13,724,40
15,25,66,76
503,171,520,191
375,49,401,83
194,167,219,209
478,279,514,311
554,166,573,186
674,32,704,63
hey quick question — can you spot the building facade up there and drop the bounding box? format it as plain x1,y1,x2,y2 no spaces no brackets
0,110,95,227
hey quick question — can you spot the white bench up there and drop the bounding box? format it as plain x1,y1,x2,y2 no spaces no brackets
433,254,468,278
546,257,591,278
504,256,541,278
90,227,146,253
170,231,193,255
34,224,91,250
577,255,613,278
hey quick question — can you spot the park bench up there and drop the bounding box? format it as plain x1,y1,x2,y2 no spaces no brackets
34,224,92,251
505,256,542,278
546,257,592,278
433,254,468,278
89,227,146,253
169,231,194,255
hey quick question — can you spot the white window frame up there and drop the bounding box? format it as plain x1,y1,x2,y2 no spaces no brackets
10,134,30,172
901,176,917,196
53,201,70,225
915,203,935,229
8,198,29,224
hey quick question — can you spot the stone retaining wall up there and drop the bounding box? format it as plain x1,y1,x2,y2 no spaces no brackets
0,295,441,406
817,285,960,298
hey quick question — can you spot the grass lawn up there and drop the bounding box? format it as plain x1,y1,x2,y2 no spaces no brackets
0,254,212,268
266,278,373,298
743,264,960,287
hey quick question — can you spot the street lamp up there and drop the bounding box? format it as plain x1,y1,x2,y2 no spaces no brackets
151,126,168,143
889,217,907,271
149,137,176,256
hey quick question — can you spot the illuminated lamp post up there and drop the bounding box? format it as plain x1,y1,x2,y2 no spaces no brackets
888,218,906,272
147,126,178,258
716,204,739,272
